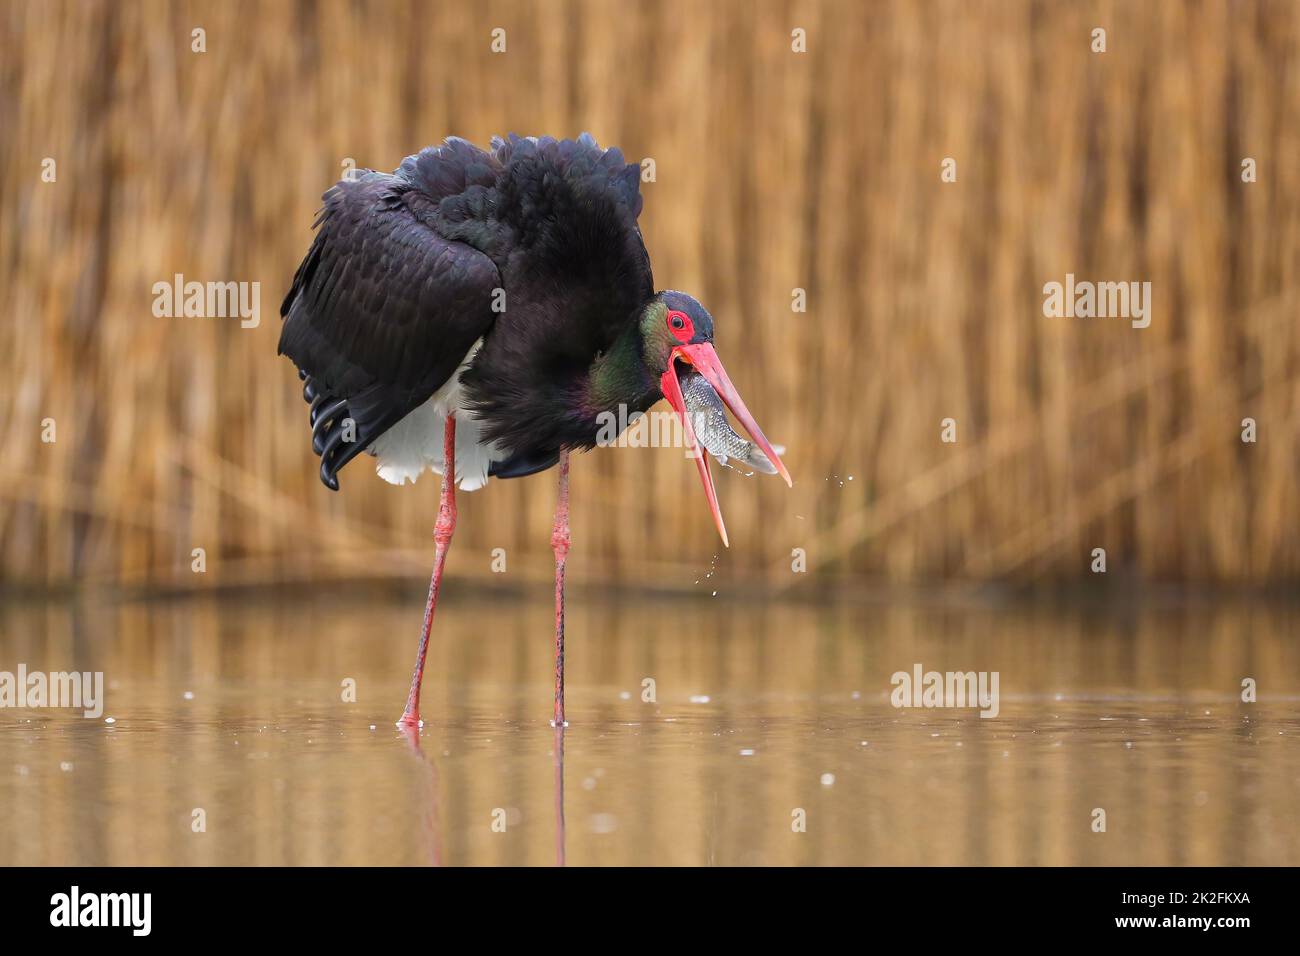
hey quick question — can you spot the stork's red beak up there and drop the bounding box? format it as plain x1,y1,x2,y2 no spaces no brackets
660,342,791,548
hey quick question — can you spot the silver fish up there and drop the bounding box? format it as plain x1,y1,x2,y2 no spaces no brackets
679,368,782,475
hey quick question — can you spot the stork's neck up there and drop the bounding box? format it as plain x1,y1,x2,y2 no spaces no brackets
584,321,658,421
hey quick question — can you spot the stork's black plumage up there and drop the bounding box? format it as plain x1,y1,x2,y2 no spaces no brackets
279,133,788,728
279,133,655,489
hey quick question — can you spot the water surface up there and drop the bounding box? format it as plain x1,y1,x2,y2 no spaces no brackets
1,592,1297,865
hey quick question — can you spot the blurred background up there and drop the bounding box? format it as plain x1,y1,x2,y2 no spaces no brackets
2,0,1299,593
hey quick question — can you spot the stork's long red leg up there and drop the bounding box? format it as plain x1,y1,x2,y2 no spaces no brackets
551,449,571,728
398,414,457,728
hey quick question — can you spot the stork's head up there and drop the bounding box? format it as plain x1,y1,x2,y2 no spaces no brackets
638,291,791,547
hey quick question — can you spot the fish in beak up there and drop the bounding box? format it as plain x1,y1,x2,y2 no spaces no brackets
660,342,791,547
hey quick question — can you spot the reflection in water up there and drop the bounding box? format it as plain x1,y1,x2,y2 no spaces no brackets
553,727,566,867
0,592,1298,865
397,722,441,867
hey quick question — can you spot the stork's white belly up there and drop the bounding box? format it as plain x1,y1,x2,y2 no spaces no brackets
368,338,504,491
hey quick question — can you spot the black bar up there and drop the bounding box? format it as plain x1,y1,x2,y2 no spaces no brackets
0,866,1277,941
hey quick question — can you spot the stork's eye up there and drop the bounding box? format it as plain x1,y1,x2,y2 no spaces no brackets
667,310,693,341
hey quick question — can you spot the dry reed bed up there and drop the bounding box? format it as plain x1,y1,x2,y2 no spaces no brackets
1,0,1298,590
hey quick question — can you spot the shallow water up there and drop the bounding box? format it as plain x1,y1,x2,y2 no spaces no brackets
1,592,1297,865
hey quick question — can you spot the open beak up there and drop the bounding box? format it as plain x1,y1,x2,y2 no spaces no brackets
660,342,792,548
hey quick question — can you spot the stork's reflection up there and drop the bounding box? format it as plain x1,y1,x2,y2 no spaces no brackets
397,722,442,867
398,721,566,866
552,725,566,867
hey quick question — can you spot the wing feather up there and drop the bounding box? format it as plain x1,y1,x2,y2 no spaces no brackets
278,143,503,489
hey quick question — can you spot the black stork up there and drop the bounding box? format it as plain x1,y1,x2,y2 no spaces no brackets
278,134,790,729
